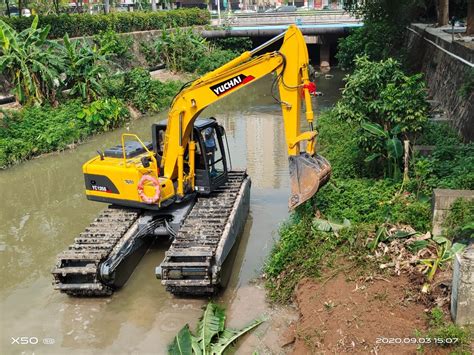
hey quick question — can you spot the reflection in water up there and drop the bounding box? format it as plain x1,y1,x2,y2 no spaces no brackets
0,72,344,353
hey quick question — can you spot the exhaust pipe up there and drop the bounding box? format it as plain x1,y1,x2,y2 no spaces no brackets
288,153,331,210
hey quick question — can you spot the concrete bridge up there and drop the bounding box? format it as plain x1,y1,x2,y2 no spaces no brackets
204,11,362,68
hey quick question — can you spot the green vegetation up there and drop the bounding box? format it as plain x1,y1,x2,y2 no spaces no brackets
0,71,181,168
0,16,63,105
168,302,263,355
443,198,474,241
151,29,251,75
93,29,133,68
415,308,473,353
2,9,210,39
335,56,429,179
409,122,474,195
265,56,473,303
62,33,109,102
458,68,474,99
0,101,91,166
419,236,466,293
118,68,182,113
337,0,422,68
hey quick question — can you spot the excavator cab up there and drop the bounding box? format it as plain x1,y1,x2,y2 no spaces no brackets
152,117,229,195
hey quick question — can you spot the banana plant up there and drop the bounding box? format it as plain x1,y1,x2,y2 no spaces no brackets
168,302,263,355
419,236,466,293
62,33,109,102
0,16,64,105
361,121,403,180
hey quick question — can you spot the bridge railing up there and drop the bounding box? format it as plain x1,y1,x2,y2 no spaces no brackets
214,11,359,27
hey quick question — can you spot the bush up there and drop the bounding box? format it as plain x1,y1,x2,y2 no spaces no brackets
2,9,210,39
0,101,87,167
442,199,474,241
154,27,207,73
0,98,131,168
409,122,474,196
120,68,182,112
335,56,429,178
196,49,238,75
338,0,421,69
93,29,133,64
317,111,366,178
313,178,431,231
209,37,253,52
77,98,129,133
336,22,400,69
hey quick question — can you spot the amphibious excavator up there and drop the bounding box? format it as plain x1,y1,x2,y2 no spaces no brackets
52,25,331,297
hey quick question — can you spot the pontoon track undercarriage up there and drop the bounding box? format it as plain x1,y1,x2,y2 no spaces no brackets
52,170,250,297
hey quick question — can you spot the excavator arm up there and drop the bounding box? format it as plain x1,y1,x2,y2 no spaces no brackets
161,25,331,209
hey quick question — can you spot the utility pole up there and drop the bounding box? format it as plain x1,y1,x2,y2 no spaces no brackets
5,0,10,17
151,0,157,11
217,0,221,25
104,0,110,14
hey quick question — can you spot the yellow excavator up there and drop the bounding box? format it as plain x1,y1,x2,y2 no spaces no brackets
52,25,331,296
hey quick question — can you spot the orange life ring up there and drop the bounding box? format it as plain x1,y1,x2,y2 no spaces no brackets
137,174,160,204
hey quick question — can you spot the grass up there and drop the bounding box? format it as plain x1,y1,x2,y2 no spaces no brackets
415,308,473,354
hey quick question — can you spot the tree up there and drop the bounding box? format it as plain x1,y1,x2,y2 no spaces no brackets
151,0,157,11
436,0,449,25
468,0,474,35
104,0,109,13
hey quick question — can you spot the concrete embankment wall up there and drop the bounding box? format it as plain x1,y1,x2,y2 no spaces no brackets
406,24,473,142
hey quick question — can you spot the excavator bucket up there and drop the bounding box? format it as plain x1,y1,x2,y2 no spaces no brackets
288,153,331,210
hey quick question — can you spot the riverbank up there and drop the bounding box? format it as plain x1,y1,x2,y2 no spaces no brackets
264,100,474,353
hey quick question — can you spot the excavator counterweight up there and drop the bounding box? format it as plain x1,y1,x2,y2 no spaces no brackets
53,25,331,297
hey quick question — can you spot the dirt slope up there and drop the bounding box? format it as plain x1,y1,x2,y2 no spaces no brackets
290,273,441,354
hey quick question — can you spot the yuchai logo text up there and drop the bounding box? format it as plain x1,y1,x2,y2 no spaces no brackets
210,74,255,96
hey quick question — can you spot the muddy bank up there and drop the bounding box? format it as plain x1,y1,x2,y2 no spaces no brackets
292,272,428,354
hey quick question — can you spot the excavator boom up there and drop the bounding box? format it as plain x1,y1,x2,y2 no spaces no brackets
161,25,331,209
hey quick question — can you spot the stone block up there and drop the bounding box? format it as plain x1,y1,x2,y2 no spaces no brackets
451,244,474,325
432,189,474,236
413,145,436,157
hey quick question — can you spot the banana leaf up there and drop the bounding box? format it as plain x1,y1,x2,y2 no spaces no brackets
361,121,389,138
168,325,193,355
210,319,264,355
196,303,226,354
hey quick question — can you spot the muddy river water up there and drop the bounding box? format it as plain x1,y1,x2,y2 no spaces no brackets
0,71,344,354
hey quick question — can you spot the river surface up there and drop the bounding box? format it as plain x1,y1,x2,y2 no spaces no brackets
0,71,344,355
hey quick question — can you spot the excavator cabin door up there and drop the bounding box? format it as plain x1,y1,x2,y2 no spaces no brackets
152,118,229,196
193,119,229,194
